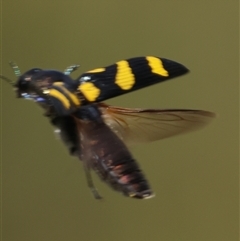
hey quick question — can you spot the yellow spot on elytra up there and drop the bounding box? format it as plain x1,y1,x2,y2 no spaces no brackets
53,82,64,86
49,89,70,109
146,56,169,77
115,60,135,90
87,68,105,73
78,82,100,102
53,82,81,106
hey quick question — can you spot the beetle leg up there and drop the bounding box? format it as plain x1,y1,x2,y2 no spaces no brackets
83,161,102,200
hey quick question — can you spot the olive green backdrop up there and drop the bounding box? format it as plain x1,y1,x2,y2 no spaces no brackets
1,1,239,241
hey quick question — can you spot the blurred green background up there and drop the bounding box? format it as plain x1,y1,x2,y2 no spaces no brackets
1,1,238,241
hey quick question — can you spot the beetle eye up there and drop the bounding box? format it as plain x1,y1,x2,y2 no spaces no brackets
14,78,30,98
15,78,30,91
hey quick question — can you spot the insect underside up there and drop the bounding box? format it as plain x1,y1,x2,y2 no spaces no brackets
1,56,215,199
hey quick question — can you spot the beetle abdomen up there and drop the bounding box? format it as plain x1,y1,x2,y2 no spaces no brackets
98,157,154,199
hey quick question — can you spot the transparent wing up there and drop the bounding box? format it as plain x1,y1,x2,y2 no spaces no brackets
99,103,215,145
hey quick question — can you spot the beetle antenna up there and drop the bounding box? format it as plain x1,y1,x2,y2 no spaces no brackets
9,61,21,77
0,75,15,86
64,64,80,75
0,61,22,86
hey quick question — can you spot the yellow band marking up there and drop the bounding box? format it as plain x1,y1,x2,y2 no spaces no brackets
146,56,169,77
115,60,135,90
87,68,105,73
53,82,65,87
53,82,81,106
78,82,100,102
48,89,70,109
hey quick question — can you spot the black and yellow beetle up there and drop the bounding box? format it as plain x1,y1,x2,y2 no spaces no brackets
1,56,215,199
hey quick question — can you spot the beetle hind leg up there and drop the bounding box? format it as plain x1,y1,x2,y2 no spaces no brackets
83,161,102,200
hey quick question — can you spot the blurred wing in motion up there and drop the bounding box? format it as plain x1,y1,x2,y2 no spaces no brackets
99,103,216,145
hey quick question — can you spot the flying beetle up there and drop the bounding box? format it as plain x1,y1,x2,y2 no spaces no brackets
1,56,215,199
